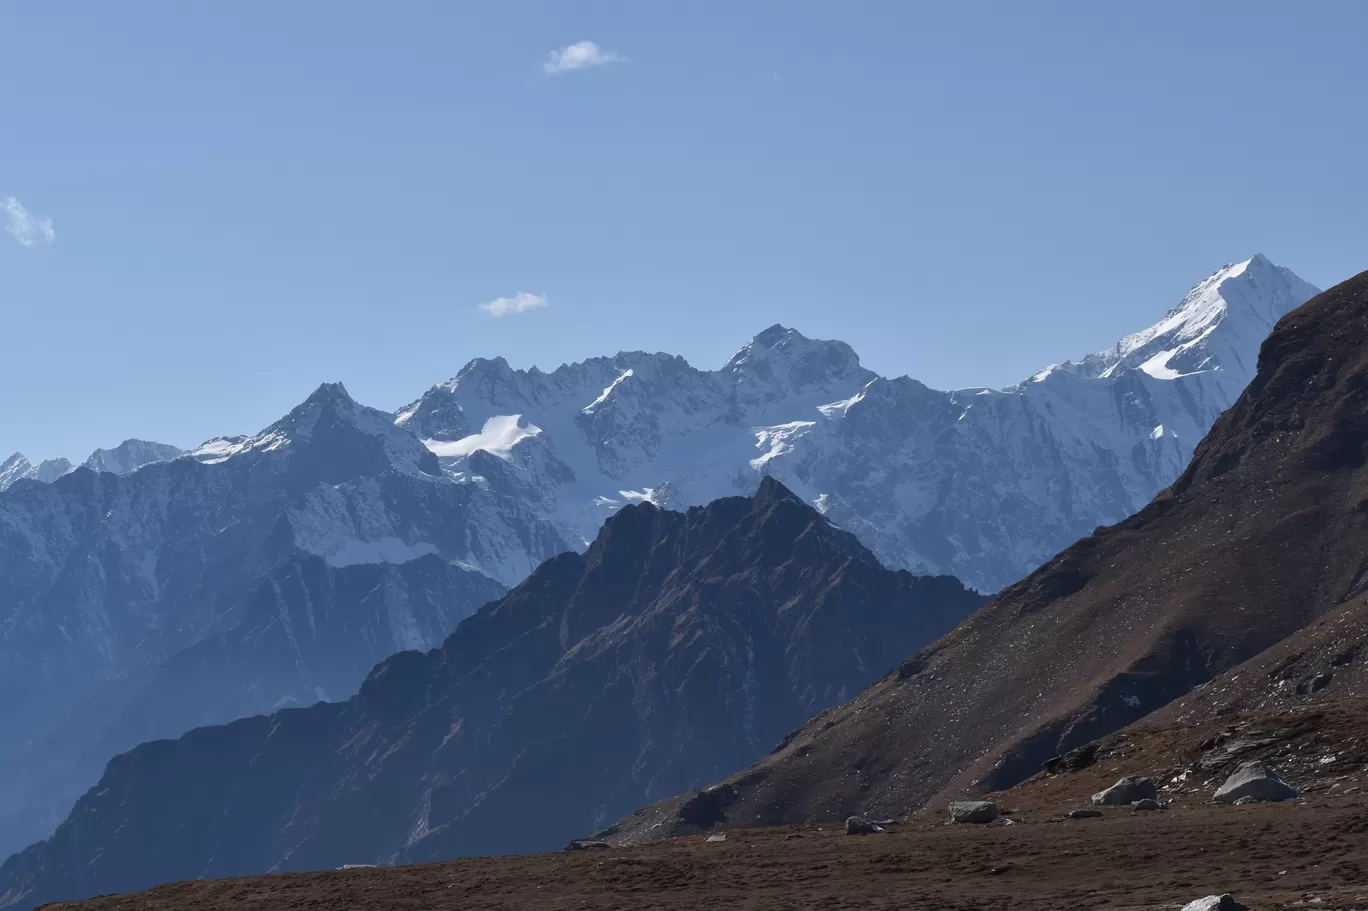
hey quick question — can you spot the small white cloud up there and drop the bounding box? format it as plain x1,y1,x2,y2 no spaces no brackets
479,291,549,318
3,196,55,248
544,40,624,75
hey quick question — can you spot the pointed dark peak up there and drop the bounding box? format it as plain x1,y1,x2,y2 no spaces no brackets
302,382,356,409
586,496,667,553
753,474,804,508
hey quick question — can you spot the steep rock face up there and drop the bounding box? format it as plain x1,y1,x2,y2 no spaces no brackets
397,256,1318,592
611,266,1368,841
0,384,556,859
0,479,985,909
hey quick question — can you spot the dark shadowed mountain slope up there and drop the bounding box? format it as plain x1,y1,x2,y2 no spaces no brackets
0,478,984,910
0,554,505,858
613,266,1368,841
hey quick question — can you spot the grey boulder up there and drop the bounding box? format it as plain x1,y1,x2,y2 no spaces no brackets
1092,775,1158,806
1180,895,1249,911
1131,798,1163,811
1214,761,1297,804
846,815,884,835
948,800,999,824
564,839,611,851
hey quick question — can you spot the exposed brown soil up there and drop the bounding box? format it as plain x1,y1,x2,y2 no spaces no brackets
45,699,1368,911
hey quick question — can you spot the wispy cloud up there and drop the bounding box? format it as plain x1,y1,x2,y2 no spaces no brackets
3,196,55,248
544,40,624,75
479,291,549,318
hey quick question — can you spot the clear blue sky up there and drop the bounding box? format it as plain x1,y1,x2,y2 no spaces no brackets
3,1,1366,460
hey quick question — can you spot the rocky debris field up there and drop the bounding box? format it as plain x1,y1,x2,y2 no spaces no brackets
42,699,1368,911
1013,697,1368,813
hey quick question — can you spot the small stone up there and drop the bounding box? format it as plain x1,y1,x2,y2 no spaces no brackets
1131,798,1163,811
846,815,884,835
1068,808,1103,819
1092,775,1159,805
705,833,727,843
563,839,611,851
1214,761,1298,804
1179,894,1250,911
948,800,999,824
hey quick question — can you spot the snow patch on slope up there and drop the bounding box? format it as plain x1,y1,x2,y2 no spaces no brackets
423,415,542,460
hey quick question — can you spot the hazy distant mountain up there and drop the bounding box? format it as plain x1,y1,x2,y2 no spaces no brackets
0,439,182,492
82,440,182,475
0,386,541,859
0,455,74,491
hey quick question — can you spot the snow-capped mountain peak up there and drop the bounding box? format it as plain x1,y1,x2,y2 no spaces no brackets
397,255,1319,593
1063,253,1318,390
723,324,873,409
191,382,441,478
2,454,73,491
83,439,183,475
2,441,183,493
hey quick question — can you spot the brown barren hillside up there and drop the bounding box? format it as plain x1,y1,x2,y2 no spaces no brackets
613,267,1368,840
40,699,1368,911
